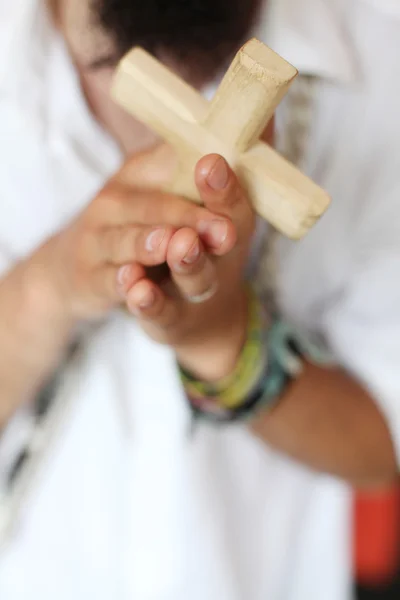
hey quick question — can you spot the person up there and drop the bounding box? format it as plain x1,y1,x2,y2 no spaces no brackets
0,0,399,598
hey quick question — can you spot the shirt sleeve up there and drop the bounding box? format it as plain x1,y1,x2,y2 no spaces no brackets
310,0,400,465
322,175,400,464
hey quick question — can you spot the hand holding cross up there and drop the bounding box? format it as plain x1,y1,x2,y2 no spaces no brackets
112,38,330,239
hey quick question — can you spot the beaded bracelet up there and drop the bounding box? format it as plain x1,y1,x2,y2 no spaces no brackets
180,288,279,423
179,288,335,424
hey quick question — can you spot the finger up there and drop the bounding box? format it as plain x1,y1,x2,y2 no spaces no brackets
126,278,180,329
116,262,147,298
116,144,234,253
97,184,234,254
100,224,175,266
195,154,254,240
166,228,218,304
91,262,145,305
97,182,221,235
197,217,236,257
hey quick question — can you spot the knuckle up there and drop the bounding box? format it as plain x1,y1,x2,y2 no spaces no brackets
106,187,128,213
182,204,199,226
140,193,163,224
75,228,96,266
100,227,118,261
146,298,179,329
150,301,165,320
119,228,136,261
107,226,137,263
96,182,129,221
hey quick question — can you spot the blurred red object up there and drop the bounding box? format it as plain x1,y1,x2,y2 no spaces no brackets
354,486,400,586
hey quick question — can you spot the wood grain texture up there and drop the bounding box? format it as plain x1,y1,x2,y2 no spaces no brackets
112,38,330,239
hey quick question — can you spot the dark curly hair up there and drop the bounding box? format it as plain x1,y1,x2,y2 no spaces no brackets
92,0,262,80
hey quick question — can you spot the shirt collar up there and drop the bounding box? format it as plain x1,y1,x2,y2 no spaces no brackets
254,0,357,83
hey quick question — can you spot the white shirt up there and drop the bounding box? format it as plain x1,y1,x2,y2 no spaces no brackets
0,1,399,599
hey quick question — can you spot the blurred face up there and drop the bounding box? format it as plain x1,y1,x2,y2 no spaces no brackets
53,0,261,154
55,0,151,155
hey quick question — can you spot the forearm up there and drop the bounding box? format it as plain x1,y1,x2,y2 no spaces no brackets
251,361,398,488
176,286,398,487
0,245,75,427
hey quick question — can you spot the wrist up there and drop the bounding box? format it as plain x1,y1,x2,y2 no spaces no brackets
18,243,77,335
179,286,270,422
175,287,248,382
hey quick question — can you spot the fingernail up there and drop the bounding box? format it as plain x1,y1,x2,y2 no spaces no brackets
207,220,228,248
117,265,130,287
207,157,229,191
146,229,165,252
182,239,200,265
138,289,155,309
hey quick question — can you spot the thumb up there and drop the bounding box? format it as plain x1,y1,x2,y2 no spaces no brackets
195,154,254,236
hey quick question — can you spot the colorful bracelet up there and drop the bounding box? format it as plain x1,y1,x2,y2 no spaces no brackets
180,286,268,417
179,288,335,424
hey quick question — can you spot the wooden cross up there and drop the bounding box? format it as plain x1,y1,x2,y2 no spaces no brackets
111,38,330,239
